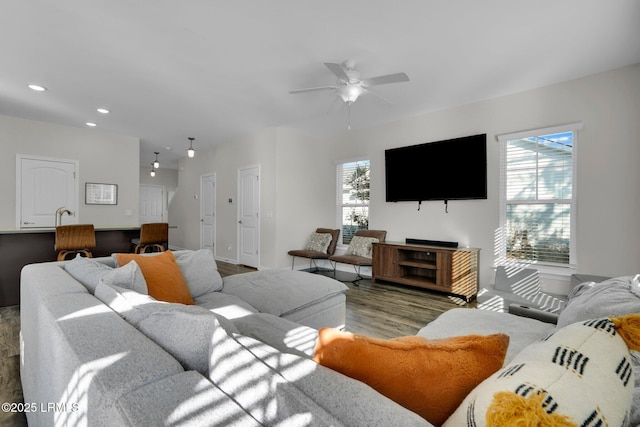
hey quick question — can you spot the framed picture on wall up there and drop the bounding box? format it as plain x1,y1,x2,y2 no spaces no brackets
85,182,118,205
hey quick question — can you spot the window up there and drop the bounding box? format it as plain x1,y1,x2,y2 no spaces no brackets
498,123,582,267
337,159,370,244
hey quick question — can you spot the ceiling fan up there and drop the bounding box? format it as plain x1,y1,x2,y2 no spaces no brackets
289,60,410,128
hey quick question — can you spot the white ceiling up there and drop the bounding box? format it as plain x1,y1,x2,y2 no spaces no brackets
2,1,639,169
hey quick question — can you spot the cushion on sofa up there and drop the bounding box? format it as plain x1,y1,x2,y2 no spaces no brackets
173,248,224,297
100,260,148,295
97,280,239,376
444,315,639,426
418,308,556,364
232,334,431,427
208,315,345,425
116,370,261,427
557,275,640,328
95,282,159,324
232,313,319,358
114,251,194,305
193,291,258,319
313,328,509,426
64,254,114,293
134,305,238,376
221,270,347,317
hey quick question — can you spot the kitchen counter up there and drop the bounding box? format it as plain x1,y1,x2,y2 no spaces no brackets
0,225,141,234
0,226,142,307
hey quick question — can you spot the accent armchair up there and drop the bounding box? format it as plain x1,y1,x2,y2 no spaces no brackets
288,228,340,271
329,229,387,282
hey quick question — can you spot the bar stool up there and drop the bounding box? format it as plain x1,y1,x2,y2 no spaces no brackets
55,224,96,261
133,223,168,254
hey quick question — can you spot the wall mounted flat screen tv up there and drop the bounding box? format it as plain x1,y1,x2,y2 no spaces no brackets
385,133,487,202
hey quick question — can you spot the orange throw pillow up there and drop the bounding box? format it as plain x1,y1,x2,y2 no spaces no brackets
114,251,194,305
313,328,509,426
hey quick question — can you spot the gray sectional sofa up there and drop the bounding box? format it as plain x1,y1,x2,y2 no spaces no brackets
20,248,640,426
20,249,430,426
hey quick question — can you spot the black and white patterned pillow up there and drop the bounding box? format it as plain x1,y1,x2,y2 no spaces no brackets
444,316,635,426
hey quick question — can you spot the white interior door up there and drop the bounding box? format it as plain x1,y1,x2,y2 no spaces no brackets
201,174,216,251
238,165,259,268
139,185,164,224
18,156,78,228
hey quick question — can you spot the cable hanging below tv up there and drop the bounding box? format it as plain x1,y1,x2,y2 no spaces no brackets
385,133,487,212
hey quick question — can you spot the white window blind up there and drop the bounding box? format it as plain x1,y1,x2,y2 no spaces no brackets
498,123,581,266
336,160,370,244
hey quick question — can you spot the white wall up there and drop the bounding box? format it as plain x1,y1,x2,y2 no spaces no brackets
0,114,140,228
173,64,640,291
274,127,336,268
317,64,640,289
170,128,278,268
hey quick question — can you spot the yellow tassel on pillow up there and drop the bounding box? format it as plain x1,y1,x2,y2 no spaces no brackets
610,313,640,351
486,391,576,427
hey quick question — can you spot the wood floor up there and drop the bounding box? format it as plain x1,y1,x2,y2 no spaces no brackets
220,263,477,339
0,261,476,426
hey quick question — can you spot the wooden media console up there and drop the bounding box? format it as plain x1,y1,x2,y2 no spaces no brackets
372,242,480,302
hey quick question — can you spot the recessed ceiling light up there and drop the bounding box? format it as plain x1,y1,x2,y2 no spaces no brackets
28,84,46,92
86,122,97,127
97,108,110,114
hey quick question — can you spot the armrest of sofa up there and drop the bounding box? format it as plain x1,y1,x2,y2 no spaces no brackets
508,304,559,324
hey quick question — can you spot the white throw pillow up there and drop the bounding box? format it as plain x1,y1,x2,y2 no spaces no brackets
303,232,332,253
345,236,379,258
444,316,635,426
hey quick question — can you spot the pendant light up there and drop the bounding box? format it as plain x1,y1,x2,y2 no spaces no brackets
150,163,156,177
153,152,160,169
187,137,196,158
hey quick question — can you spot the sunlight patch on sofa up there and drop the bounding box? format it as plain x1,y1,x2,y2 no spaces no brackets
56,352,127,426
57,304,112,321
284,326,318,355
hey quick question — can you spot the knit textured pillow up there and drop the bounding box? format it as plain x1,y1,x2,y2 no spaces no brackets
345,236,378,258
313,328,509,426
444,314,640,427
303,232,332,253
114,251,194,305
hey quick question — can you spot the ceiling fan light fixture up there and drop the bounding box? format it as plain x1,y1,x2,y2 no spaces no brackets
338,85,364,104
187,137,196,158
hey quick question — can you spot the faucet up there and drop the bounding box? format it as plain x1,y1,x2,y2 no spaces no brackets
55,207,74,227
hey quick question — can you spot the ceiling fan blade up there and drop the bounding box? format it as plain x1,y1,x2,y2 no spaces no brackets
324,62,350,81
362,72,409,87
365,88,395,105
289,86,337,95
326,95,343,114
